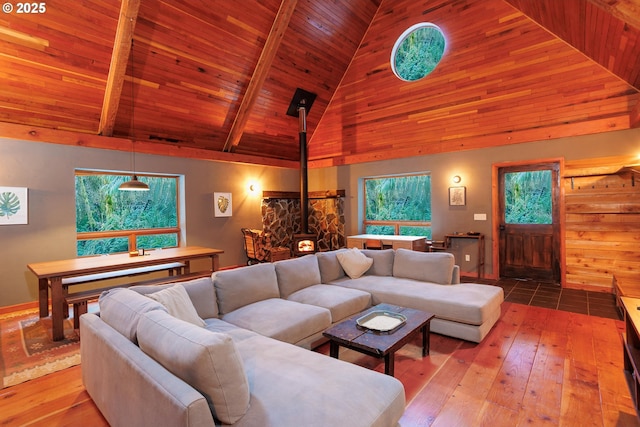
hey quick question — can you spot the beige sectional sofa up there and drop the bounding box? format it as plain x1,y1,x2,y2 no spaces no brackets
80,247,503,426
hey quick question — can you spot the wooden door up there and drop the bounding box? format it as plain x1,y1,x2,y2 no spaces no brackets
498,162,560,282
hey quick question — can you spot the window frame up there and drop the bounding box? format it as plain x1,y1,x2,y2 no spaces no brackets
75,170,182,255
362,172,432,236
390,22,446,82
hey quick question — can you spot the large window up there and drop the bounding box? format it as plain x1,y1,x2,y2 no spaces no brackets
363,173,432,238
75,171,181,256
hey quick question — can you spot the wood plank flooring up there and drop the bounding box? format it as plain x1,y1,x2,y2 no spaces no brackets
0,302,637,426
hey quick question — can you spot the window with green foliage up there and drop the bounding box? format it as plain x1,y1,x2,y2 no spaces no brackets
504,170,552,224
364,174,432,238
391,23,446,82
75,171,181,256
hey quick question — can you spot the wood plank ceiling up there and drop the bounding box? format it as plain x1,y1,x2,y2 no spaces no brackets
0,0,638,168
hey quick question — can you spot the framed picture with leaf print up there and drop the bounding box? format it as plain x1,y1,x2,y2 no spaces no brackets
214,192,232,217
0,187,28,225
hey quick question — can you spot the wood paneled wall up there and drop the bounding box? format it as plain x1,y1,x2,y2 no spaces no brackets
309,0,638,167
564,155,640,291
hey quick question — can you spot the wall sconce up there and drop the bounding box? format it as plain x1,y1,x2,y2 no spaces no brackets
248,182,260,193
452,175,462,184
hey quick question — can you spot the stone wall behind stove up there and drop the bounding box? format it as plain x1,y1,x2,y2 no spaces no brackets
261,197,345,252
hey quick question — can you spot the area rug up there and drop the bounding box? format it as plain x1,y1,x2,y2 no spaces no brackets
0,308,80,388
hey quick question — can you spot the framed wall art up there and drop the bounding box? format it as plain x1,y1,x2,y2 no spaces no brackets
448,186,466,206
214,192,232,217
0,186,28,225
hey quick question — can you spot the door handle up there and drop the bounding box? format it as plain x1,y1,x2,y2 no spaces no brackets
499,224,505,231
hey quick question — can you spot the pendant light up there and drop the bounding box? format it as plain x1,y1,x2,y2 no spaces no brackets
119,173,149,191
119,20,149,192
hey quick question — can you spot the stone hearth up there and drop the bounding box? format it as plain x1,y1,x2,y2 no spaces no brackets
261,193,345,253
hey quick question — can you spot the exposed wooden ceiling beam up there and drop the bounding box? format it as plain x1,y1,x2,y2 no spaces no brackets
0,122,299,169
98,0,141,137
222,0,298,152
587,0,640,30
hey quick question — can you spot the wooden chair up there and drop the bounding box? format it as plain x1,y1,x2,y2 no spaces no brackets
429,240,447,252
363,239,384,250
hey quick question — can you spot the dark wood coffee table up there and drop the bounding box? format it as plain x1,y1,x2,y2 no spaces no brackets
322,303,435,376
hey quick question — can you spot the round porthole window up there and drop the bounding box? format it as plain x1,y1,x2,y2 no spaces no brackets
391,23,446,82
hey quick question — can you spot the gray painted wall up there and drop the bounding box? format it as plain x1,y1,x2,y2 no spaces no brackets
2,128,639,306
0,139,299,306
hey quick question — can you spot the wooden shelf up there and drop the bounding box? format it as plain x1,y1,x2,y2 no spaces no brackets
564,165,640,189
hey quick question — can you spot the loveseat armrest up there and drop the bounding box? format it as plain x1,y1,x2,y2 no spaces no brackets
452,265,460,284
80,313,215,427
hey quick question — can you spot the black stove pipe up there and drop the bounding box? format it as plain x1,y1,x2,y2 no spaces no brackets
298,101,309,234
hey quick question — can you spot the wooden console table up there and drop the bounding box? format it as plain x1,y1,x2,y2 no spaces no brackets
28,246,223,341
444,233,485,279
346,234,427,251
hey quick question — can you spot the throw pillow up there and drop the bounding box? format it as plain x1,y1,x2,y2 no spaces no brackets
98,287,167,344
336,248,373,279
148,284,205,327
137,310,250,424
131,276,219,319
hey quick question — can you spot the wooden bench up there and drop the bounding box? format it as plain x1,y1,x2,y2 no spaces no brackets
67,271,212,330
60,262,186,286
58,262,185,319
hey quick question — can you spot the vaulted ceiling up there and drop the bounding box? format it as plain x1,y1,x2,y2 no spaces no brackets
0,0,638,169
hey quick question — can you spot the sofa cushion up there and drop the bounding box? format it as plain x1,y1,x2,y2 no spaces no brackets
274,255,322,298
131,276,218,319
221,298,331,345
392,248,455,284
287,284,371,323
337,248,373,279
361,249,395,276
98,287,167,344
316,249,347,283
213,263,280,315
137,310,250,424
147,284,205,327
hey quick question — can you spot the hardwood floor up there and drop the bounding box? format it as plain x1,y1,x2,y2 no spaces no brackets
1,302,637,426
